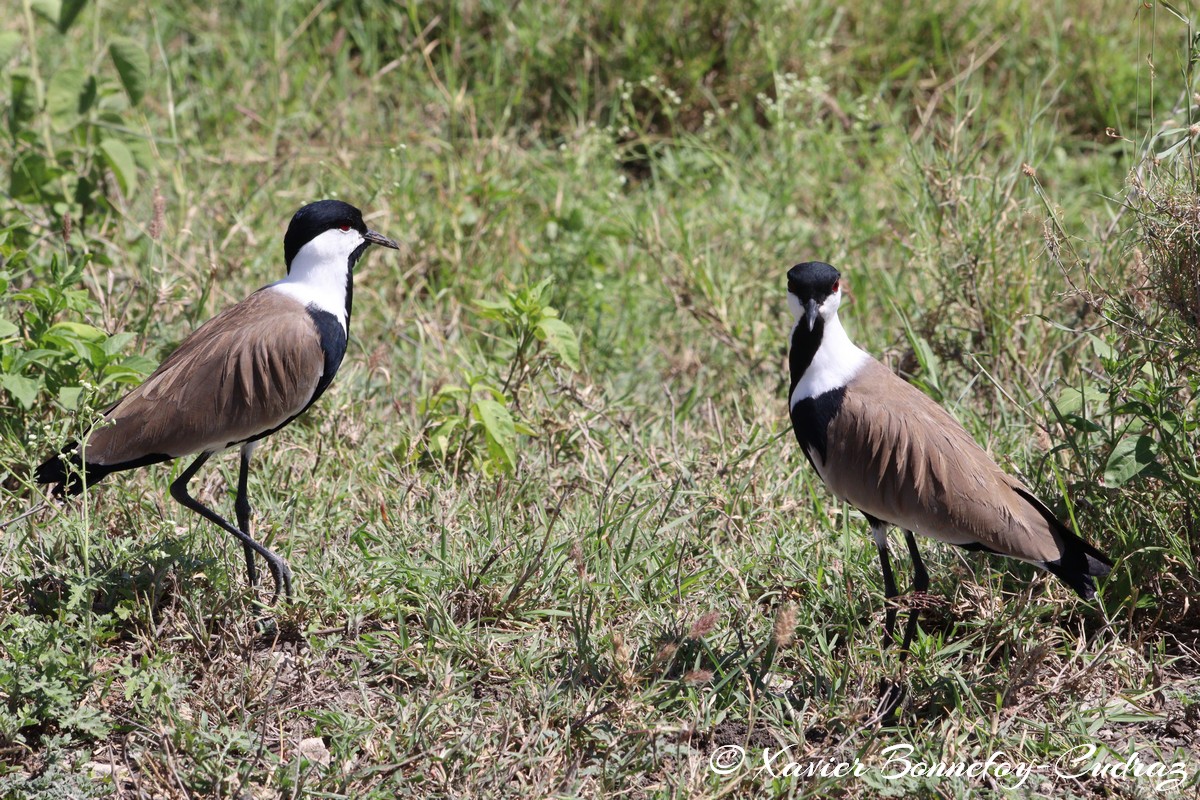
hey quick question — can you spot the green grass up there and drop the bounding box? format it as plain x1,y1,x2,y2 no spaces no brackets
2,0,1199,797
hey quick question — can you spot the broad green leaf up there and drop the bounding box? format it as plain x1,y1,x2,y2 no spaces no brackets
0,373,41,408
13,348,59,369
473,399,516,472
44,333,102,364
46,66,89,130
57,0,88,33
125,136,154,171
109,37,149,106
429,418,462,457
475,299,511,310
474,298,514,323
57,385,83,410
532,276,554,304
30,0,59,24
116,354,156,375
0,32,21,64
99,138,138,195
1104,435,1157,487
100,358,155,384
535,317,580,370
47,321,106,341
1088,334,1117,361
431,384,468,402
1054,386,1107,416
1062,414,1103,433
0,318,19,339
101,331,135,356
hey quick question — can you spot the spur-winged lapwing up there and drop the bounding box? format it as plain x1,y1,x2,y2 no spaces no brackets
35,199,399,602
786,261,1111,651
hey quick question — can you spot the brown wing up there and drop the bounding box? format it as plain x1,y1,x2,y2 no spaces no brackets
817,359,1063,563
83,290,325,465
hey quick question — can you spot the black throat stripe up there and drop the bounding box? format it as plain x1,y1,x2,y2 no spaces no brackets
788,315,843,466
345,247,363,326
788,317,825,396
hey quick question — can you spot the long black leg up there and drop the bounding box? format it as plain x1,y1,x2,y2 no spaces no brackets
235,444,258,587
899,530,928,655
170,452,292,603
868,517,908,722
868,518,898,647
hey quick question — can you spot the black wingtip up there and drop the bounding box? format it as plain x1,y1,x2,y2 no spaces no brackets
1012,486,1113,600
36,447,171,496
35,452,78,497
34,446,103,497
1044,527,1113,600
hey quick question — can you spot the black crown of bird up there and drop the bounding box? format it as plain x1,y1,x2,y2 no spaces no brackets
785,260,1113,653
32,199,400,604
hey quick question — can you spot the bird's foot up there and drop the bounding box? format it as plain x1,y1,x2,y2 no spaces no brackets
872,676,907,724
253,615,280,637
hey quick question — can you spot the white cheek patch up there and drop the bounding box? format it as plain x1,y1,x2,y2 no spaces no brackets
269,228,363,329
787,288,841,327
819,288,842,317
787,292,803,323
293,228,365,268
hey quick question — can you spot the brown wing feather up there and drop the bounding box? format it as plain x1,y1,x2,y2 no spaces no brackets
83,290,325,465
818,359,1063,563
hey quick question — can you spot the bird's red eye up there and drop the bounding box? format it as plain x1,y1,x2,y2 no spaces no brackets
831,280,840,293
339,224,351,232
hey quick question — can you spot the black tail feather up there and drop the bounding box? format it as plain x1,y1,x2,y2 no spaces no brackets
33,444,165,497
35,446,97,497
1013,486,1113,600
1044,532,1112,600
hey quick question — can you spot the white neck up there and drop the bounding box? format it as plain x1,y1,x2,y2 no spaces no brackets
789,312,871,407
266,227,361,329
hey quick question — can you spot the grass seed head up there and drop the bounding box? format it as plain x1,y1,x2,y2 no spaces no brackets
687,610,719,640
772,602,797,649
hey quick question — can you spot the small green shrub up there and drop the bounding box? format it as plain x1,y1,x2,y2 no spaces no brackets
5,0,151,231
0,733,107,796
1037,114,1200,600
0,605,114,748
420,277,581,474
1,1,158,464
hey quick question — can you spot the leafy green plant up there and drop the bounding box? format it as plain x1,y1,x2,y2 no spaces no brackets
421,278,581,474
1034,96,1200,599
5,0,151,233
0,603,114,748
0,733,107,796
1,1,157,449
0,223,155,447
4,0,1198,795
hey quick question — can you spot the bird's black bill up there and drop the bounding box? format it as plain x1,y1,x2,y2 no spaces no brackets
805,298,819,332
364,229,400,249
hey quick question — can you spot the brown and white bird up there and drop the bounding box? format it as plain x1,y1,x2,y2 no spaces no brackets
35,199,400,602
786,261,1111,651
